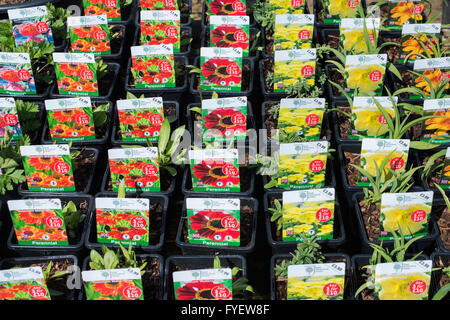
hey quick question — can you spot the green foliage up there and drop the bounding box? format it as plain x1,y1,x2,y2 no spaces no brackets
266,71,324,98
61,201,85,240
42,260,70,297
95,57,109,80
15,100,41,134
93,103,109,128
46,3,71,40
213,256,254,299
432,266,450,300
252,0,275,32
269,198,283,231
0,132,29,195
89,244,147,275
421,149,446,181
274,235,325,278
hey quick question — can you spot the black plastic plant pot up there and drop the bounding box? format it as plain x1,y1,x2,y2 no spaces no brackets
125,56,188,101
49,62,121,101
426,195,450,254
100,164,177,196
264,192,346,255
413,148,450,197
0,80,52,102
134,0,193,27
353,192,439,254
0,0,63,18
201,0,256,29
430,251,450,299
17,147,100,196
16,100,45,145
163,255,248,300
6,194,94,257
261,100,332,147
201,26,261,61
189,56,255,102
313,0,367,30
111,100,180,147
175,196,258,256
0,254,78,300
64,25,127,61
133,26,192,57
181,163,256,197
40,100,113,151
79,253,164,300
186,100,257,148
270,252,352,300
259,58,325,100
386,63,426,105
262,157,337,193
351,253,429,300
84,192,168,253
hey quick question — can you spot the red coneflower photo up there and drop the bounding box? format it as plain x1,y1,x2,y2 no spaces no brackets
189,210,240,241
201,58,242,87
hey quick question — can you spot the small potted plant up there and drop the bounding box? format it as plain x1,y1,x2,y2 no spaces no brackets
79,244,164,300
430,251,449,300
0,254,79,300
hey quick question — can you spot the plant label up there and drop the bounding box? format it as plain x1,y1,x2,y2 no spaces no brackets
0,52,36,95
399,23,441,65
413,57,450,99
385,0,425,30
0,97,22,140
344,54,387,96
140,0,179,10
274,14,314,52
339,18,380,54
83,0,121,21
421,98,450,144
0,267,51,300
208,0,246,16
210,15,250,57
140,10,180,53
438,147,450,189
269,0,306,14
322,0,361,24
68,14,111,55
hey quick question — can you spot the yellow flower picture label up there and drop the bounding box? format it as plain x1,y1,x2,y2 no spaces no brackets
287,263,345,300
274,14,314,52
349,96,397,139
269,0,306,14
413,57,450,98
339,18,380,54
380,191,433,240
358,138,410,187
399,23,441,65
278,98,325,141
374,260,432,300
282,188,335,241
386,0,425,30
344,54,387,96
274,48,316,93
438,147,450,189
421,98,450,144
322,0,361,24
278,141,328,189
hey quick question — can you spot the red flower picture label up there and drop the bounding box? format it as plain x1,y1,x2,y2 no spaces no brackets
389,157,405,170
142,163,158,175
211,285,232,299
28,285,48,299
44,215,64,228
369,70,383,82
301,65,314,77
36,22,49,33
298,29,311,41
130,216,147,229
323,283,341,297
410,210,427,222
158,60,172,72
18,69,30,81
3,113,18,125
52,161,71,174
120,285,142,299
409,280,427,295
92,30,107,41
222,163,238,176
226,63,241,76
316,208,332,222
74,113,91,125
309,159,324,172
291,0,303,7
347,0,359,9
221,215,239,229
305,114,319,125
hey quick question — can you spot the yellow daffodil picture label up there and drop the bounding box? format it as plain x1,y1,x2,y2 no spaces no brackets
386,0,425,30
380,191,433,240
274,48,316,93
278,98,325,141
278,141,328,189
438,147,450,189
413,57,450,98
421,98,450,144
374,261,432,300
269,0,306,15
349,96,397,139
358,138,410,187
339,18,380,54
282,188,335,241
322,0,361,24
287,262,345,300
399,23,441,65
344,54,387,97
274,14,314,52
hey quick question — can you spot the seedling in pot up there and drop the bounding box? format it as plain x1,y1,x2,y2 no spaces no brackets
89,243,147,275
62,200,86,240
212,256,254,299
432,262,450,300
42,260,71,297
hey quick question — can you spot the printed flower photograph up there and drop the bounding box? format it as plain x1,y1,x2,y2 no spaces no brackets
70,25,111,54
375,273,430,300
276,153,327,188
191,158,240,190
345,64,385,96
188,210,240,243
83,0,121,20
210,26,249,53
47,107,95,141
414,69,450,95
11,17,54,46
380,203,431,239
389,2,424,26
203,107,247,142
288,276,344,300
0,64,36,94
84,280,144,300
209,0,246,15
176,281,231,300
201,57,242,89
278,108,323,140
109,158,160,192
274,60,315,92
274,24,314,51
140,22,180,52
118,108,164,142
55,62,98,95
140,0,178,10
131,55,175,88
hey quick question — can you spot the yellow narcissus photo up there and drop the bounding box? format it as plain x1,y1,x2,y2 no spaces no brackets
381,204,430,236
390,2,424,26
341,29,373,54
346,65,385,95
353,108,395,137
327,0,359,18
376,274,429,300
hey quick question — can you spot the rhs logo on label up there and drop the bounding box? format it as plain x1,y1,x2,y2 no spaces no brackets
323,283,341,297
211,285,232,299
316,208,332,222
410,210,427,222
309,159,324,172
120,285,142,299
28,285,47,298
409,280,427,295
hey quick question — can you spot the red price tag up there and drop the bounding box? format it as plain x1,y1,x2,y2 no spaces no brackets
410,210,427,222
18,69,30,81
222,163,238,176
410,4,423,14
165,26,178,37
231,111,246,125
316,208,332,222
103,0,118,7
130,216,147,228
347,0,359,9
92,30,107,41
211,285,232,299
142,163,158,175
44,216,64,228
409,280,427,295
226,63,241,76
28,285,47,298
301,65,314,77
79,69,94,81
291,0,303,7
369,70,382,82
378,114,388,124
298,29,311,41
323,283,341,297
232,0,245,12
74,113,91,125
164,0,176,6
309,159,324,172
438,72,450,82
389,157,405,170
3,113,18,125
36,22,49,33
158,60,172,72
305,114,319,125
234,30,248,42
221,216,239,229
52,161,71,174
149,114,163,125
120,285,142,299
